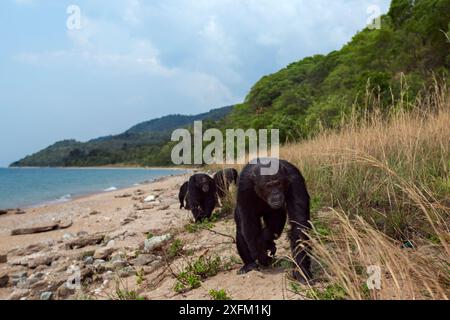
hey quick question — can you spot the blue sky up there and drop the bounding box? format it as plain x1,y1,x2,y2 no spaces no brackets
0,0,390,167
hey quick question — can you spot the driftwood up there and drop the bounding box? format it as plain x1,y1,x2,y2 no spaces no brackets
11,220,73,236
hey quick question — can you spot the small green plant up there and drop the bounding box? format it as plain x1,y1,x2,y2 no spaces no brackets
306,284,347,300
168,238,184,259
289,281,301,295
136,268,145,285
209,289,231,300
115,289,146,300
185,217,216,233
173,256,222,293
312,220,331,237
272,257,294,269
146,232,154,239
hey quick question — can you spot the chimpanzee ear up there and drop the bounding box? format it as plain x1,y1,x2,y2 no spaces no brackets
250,166,259,181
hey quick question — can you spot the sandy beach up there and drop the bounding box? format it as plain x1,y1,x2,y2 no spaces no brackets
0,172,303,300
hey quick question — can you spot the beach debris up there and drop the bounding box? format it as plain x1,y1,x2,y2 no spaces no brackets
115,193,132,198
10,219,72,236
158,205,170,211
89,210,100,216
40,291,53,300
65,234,104,250
11,224,58,236
144,194,160,203
0,272,9,288
0,209,8,215
143,234,172,253
15,209,27,215
0,254,7,264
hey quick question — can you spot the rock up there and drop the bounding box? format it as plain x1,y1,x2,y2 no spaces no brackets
144,195,157,203
12,243,48,257
106,240,116,247
83,256,94,265
27,253,58,269
0,209,8,215
76,231,89,237
144,234,172,253
112,260,127,269
102,271,115,280
93,247,115,260
65,234,104,250
40,292,53,300
8,289,30,300
15,209,27,215
62,233,75,241
118,266,135,278
0,254,7,264
0,272,9,287
89,210,100,216
57,283,75,299
11,220,72,236
159,205,170,211
130,254,157,266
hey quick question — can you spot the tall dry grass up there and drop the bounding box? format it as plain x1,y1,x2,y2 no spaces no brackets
281,82,449,299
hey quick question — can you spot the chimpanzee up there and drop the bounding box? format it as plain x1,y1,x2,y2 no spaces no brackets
188,173,217,222
213,168,239,201
234,158,312,282
178,181,190,210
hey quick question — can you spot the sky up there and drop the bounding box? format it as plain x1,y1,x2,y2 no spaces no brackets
0,0,391,167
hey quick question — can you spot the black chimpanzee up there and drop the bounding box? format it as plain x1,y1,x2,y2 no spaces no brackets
178,181,190,210
234,158,312,282
213,168,239,201
188,173,217,222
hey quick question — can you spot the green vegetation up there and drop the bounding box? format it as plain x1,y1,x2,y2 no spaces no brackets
11,106,232,167
167,239,184,259
11,1,450,169
174,256,222,293
209,289,232,300
225,0,450,142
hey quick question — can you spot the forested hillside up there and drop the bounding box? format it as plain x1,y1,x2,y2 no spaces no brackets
11,0,450,167
11,106,232,167
225,0,450,142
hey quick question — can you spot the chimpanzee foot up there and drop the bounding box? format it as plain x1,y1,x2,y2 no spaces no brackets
237,262,259,275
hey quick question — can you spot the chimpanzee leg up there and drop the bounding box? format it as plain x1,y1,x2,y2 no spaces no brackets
235,207,258,273
287,186,311,281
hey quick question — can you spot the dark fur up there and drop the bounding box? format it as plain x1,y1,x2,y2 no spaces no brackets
213,168,239,200
188,174,217,222
178,181,190,210
234,158,312,282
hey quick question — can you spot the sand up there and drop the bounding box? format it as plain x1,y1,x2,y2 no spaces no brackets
0,172,306,300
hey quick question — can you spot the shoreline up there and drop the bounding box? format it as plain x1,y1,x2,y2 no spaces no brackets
0,168,192,211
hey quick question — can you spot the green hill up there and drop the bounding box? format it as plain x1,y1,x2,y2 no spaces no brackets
11,0,450,167
225,0,450,142
10,106,233,167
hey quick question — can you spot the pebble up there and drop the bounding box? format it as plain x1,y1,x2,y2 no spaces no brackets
40,291,53,300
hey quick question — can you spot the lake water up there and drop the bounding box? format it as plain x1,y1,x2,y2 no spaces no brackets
0,167,187,209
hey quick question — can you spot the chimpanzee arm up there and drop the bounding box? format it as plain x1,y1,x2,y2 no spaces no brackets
285,169,312,281
239,202,271,265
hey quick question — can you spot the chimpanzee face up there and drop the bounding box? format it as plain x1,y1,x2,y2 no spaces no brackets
253,173,289,210
196,176,210,193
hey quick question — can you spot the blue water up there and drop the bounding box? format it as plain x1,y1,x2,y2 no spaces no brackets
0,167,186,209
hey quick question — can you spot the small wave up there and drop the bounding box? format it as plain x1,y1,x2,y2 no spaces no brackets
104,187,118,192
59,194,72,201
